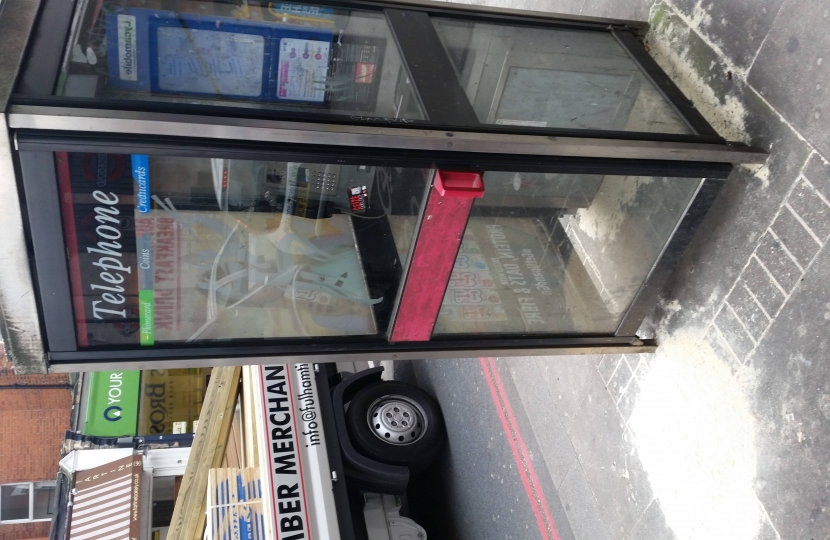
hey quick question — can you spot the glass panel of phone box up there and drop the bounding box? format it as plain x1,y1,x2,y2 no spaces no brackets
58,0,423,121
432,18,693,135
57,151,431,347
433,172,702,336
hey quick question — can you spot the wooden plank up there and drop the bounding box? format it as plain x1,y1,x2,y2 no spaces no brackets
222,407,243,469
167,366,241,540
241,366,260,469
230,407,243,468
199,371,242,539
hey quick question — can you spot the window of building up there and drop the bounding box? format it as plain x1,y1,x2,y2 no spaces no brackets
0,482,56,523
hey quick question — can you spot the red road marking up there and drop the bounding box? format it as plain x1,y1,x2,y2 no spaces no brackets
480,357,561,540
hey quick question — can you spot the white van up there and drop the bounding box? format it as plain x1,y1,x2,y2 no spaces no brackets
247,362,445,540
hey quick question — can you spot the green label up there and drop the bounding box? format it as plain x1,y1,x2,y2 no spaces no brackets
139,289,154,346
84,371,140,437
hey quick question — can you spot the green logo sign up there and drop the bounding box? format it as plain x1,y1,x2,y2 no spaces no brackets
103,406,123,421
139,289,154,346
84,371,140,437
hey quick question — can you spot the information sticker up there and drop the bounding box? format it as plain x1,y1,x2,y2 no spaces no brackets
278,38,330,102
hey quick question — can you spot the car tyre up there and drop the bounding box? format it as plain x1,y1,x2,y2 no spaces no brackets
345,380,445,473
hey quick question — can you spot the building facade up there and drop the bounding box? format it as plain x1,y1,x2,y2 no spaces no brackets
0,347,72,540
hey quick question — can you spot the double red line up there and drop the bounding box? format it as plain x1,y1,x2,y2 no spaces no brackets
479,357,561,540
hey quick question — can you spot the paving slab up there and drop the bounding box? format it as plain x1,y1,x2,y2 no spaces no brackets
703,324,743,375
558,462,613,540
747,0,830,159
625,500,677,540
506,357,578,489
607,356,635,404
739,257,787,316
667,0,786,68
616,375,641,423
786,178,830,241
743,243,830,539
567,374,653,537
756,514,782,540
579,0,652,19
536,355,601,433
804,152,830,203
637,3,813,338
769,207,821,269
525,0,584,15
754,232,804,293
727,282,771,341
714,303,756,362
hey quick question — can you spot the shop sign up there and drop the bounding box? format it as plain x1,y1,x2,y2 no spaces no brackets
59,152,141,347
84,371,140,437
260,364,311,540
138,369,206,435
69,454,142,540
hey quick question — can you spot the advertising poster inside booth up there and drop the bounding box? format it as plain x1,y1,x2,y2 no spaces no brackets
57,152,381,348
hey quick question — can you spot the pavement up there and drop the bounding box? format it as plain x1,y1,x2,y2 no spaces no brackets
397,1,830,539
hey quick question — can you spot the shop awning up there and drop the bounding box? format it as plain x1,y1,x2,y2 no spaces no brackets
67,455,142,540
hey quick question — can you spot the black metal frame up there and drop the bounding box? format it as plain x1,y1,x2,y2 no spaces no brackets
309,0,649,35
46,336,646,365
18,131,734,177
11,0,729,145
17,150,78,352
384,9,480,125
13,0,75,97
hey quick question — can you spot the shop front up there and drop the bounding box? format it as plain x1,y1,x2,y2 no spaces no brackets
83,369,210,437
0,0,766,372
57,445,191,540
